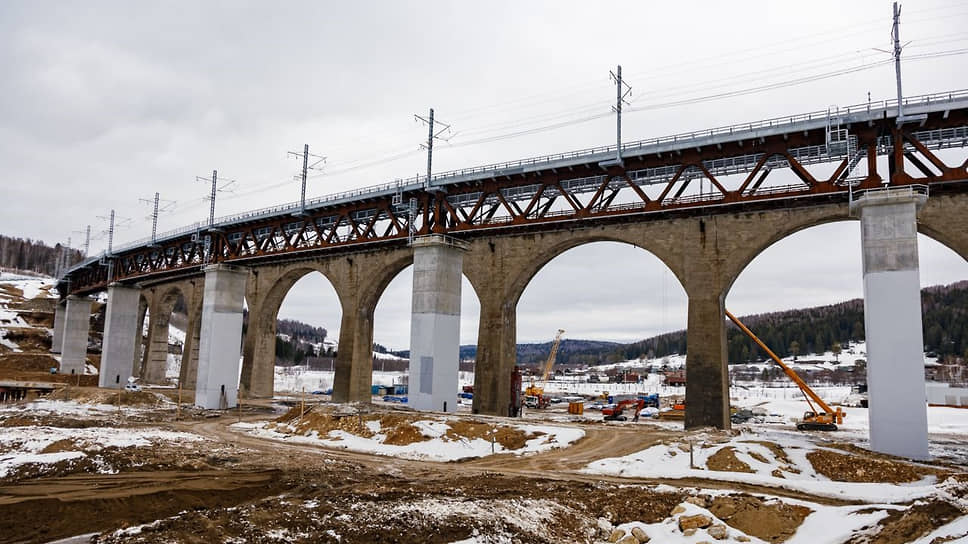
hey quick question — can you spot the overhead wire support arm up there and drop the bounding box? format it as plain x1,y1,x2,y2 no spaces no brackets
600,65,632,167
415,108,453,191
612,64,632,164
288,144,326,216
196,169,237,229
139,192,176,247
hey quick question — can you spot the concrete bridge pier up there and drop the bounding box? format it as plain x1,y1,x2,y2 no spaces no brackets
852,187,930,459
407,235,467,413
684,294,730,429
51,299,66,354
177,290,203,390
142,293,175,384
60,295,92,375
331,285,378,403
195,265,247,410
99,284,140,388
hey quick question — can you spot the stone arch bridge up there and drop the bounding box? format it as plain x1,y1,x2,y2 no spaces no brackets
55,91,968,457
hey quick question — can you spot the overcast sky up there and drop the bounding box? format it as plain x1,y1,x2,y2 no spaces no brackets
2,1,967,349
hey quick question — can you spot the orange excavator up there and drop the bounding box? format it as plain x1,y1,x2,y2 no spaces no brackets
603,398,646,422
726,309,845,431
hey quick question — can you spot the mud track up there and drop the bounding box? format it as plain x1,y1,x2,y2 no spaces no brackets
182,415,856,506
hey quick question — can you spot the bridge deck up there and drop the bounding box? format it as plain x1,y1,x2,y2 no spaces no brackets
63,89,968,294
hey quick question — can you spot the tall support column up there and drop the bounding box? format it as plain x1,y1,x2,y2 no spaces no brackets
241,302,277,399
178,304,202,390
472,297,517,416
684,294,730,429
99,284,140,388
142,300,174,384
852,186,929,459
51,300,67,354
408,235,466,413
195,265,247,409
60,295,92,375
332,298,376,403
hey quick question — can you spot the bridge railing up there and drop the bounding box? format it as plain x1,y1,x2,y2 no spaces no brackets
74,89,968,273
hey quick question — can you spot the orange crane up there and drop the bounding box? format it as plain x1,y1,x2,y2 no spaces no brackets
524,329,565,408
725,309,844,431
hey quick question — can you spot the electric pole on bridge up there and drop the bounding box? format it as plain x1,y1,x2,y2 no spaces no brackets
97,210,117,256
891,2,905,123
96,210,130,281
875,2,916,125
610,65,632,165
73,226,91,258
139,192,176,247
415,108,452,191
287,144,326,216
196,170,237,228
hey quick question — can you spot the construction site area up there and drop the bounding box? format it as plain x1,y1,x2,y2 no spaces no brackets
2,274,968,543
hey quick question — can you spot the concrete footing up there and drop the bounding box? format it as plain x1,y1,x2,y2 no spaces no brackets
195,265,247,410
408,235,466,413
60,296,92,375
852,186,930,459
99,284,140,388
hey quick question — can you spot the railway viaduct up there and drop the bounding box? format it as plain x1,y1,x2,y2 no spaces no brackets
54,90,968,458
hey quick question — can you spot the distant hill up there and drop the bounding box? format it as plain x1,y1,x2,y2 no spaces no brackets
578,280,968,366
402,281,968,368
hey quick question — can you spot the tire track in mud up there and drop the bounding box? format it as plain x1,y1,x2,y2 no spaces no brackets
185,415,856,506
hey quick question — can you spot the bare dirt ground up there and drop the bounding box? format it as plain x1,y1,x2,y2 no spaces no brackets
0,391,965,544
1,290,965,543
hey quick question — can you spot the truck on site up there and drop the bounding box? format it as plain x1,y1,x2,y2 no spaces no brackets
725,309,844,431
523,329,565,409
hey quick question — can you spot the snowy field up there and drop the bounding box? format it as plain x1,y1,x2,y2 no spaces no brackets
0,399,203,478
233,418,584,462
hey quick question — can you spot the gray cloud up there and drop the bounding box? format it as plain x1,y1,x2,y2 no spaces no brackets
2,0,966,349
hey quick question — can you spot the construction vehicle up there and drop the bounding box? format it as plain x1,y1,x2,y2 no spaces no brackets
603,398,646,421
523,329,565,409
725,309,844,431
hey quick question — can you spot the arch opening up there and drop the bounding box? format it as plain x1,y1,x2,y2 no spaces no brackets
140,286,188,386
373,265,482,398
726,220,968,387
253,269,341,396
515,240,688,393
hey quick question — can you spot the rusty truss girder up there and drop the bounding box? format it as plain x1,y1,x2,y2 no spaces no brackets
63,91,968,295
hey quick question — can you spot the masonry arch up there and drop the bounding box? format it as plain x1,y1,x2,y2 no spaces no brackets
141,284,190,385
499,231,687,311
515,239,688,369
241,264,341,398
726,214,968,374
461,227,690,416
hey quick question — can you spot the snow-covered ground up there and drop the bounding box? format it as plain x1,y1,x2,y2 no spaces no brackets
0,424,204,478
233,418,584,462
0,400,202,478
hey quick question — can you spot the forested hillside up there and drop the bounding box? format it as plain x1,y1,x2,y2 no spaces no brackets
275,319,329,364
599,281,968,365
0,235,84,277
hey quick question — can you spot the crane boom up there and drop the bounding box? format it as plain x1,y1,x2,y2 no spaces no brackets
725,309,843,427
541,329,565,381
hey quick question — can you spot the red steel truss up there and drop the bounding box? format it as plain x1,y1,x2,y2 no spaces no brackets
63,95,968,295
